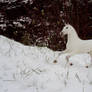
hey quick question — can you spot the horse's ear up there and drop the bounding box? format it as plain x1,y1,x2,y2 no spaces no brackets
66,22,69,25
65,22,67,25
62,19,67,26
65,22,69,26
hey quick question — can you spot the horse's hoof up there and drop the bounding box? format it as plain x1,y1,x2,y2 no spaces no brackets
70,63,73,66
53,60,57,63
86,66,88,68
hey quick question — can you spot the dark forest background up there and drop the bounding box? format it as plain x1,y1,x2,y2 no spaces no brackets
0,0,92,51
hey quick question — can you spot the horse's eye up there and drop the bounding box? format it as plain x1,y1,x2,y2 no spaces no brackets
66,27,68,29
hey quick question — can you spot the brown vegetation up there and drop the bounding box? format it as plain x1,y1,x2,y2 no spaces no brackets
0,0,91,51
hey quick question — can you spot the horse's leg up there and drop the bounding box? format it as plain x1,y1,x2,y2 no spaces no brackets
56,49,70,59
62,49,70,54
58,49,72,62
65,52,74,63
66,55,71,62
89,51,92,62
53,49,70,64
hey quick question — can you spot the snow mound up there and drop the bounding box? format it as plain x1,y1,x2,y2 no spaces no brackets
0,35,92,92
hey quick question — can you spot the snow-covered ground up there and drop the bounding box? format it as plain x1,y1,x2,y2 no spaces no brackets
0,35,92,92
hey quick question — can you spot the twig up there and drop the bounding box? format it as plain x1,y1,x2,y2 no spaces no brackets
75,73,81,83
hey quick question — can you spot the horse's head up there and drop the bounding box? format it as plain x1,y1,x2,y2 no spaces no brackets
61,24,74,36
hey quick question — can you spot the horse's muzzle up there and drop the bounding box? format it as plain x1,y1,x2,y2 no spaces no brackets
60,31,64,37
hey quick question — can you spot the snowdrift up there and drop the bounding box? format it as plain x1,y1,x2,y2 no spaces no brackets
0,35,92,92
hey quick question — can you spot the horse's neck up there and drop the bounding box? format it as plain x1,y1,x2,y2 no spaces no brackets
67,29,80,43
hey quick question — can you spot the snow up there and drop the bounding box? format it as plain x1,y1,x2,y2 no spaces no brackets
0,35,92,92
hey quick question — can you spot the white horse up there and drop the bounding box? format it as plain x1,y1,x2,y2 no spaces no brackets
61,24,92,61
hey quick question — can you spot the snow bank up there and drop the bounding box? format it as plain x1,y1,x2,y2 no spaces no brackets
0,35,92,92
